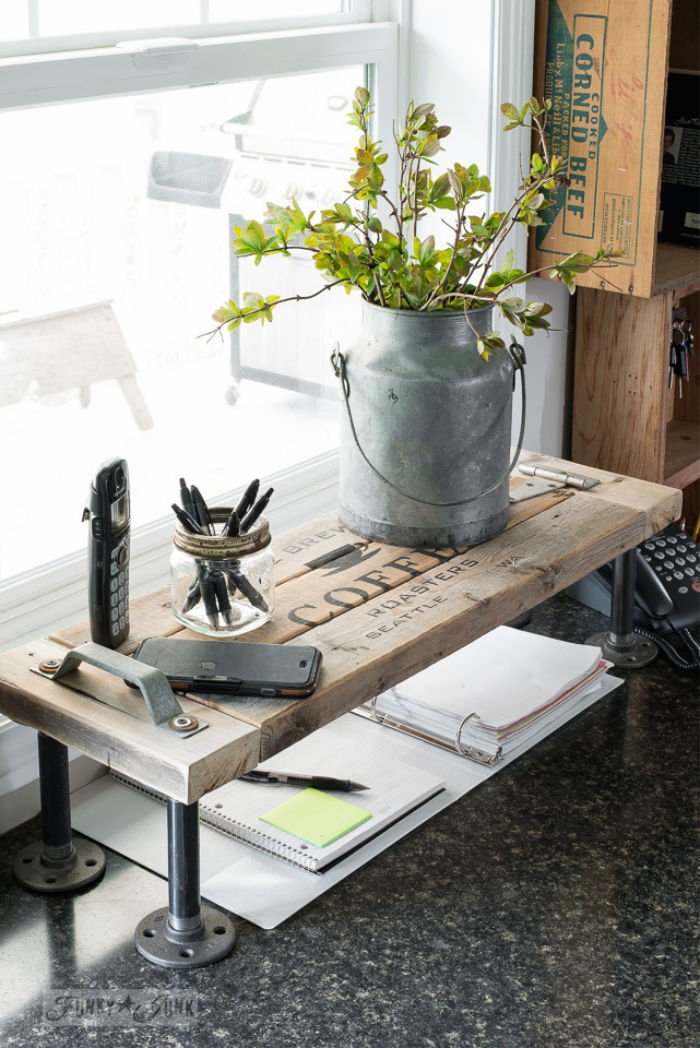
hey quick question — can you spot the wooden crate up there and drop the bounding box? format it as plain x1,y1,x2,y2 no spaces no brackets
529,0,672,297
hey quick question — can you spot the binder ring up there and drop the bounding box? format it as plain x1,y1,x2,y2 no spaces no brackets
366,694,386,724
455,713,478,756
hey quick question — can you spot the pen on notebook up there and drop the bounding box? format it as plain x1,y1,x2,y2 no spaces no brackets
240,770,369,792
235,478,260,519
241,487,273,532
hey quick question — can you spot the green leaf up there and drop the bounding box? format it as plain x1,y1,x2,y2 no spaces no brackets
447,169,462,200
500,102,521,124
412,102,435,120
418,234,435,265
476,332,506,360
212,304,236,324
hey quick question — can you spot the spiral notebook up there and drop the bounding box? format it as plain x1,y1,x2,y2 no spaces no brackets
198,737,445,873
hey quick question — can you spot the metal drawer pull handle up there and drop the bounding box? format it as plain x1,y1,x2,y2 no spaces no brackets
32,641,207,738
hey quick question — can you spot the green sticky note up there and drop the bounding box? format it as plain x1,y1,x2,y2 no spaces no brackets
259,788,372,848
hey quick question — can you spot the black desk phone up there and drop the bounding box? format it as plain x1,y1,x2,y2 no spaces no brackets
570,524,699,670
592,522,700,634
633,523,700,633
570,522,700,669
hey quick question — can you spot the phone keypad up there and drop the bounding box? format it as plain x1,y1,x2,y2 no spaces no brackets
109,538,130,638
641,525,700,618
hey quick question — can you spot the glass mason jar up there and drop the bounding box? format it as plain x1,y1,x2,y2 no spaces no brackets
170,509,274,637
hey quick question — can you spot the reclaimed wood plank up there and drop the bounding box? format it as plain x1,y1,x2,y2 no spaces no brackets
50,585,178,653
191,490,649,756
519,450,682,534
173,488,573,647
0,639,260,804
50,515,370,652
2,455,683,785
50,485,570,652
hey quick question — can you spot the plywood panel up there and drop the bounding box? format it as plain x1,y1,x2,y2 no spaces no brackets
572,287,670,479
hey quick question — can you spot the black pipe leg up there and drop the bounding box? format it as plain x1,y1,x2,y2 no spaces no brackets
13,733,105,892
134,799,236,968
588,549,658,668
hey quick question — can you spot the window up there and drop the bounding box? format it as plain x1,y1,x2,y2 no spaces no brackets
0,2,361,48
0,14,398,647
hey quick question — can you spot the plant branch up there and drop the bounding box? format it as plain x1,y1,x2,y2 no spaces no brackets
423,202,466,309
412,159,421,244
203,279,348,341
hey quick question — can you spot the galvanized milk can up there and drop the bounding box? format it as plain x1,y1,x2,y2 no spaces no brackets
333,302,517,548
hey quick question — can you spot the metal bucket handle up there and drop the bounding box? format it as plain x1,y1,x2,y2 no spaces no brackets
330,339,527,508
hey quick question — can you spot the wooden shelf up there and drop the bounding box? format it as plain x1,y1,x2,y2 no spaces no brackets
653,243,700,298
664,420,700,488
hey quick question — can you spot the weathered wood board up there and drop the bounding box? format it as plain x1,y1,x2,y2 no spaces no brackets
0,638,259,804
2,452,681,795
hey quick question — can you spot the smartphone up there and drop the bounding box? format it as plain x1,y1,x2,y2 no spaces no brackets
82,457,130,648
132,637,323,698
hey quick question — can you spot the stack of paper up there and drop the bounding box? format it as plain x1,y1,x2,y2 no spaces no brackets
357,626,610,765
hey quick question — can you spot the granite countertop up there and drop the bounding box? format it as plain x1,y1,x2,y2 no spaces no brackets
0,593,697,1048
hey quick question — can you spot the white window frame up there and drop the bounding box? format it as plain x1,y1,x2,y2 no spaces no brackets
0,1,373,59
0,17,399,653
0,21,396,111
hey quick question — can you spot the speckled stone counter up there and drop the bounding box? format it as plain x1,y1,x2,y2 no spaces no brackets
0,594,697,1048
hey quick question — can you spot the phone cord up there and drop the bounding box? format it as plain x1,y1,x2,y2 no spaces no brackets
633,624,700,672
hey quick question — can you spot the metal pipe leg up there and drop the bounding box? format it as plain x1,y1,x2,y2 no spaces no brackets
588,549,657,668
168,799,203,932
134,799,236,968
13,733,105,892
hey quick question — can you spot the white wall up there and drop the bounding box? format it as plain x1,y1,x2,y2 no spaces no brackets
406,0,574,457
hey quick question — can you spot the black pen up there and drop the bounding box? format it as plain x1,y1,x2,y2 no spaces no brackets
171,504,206,535
211,569,235,627
222,509,240,538
241,487,273,532
228,569,269,612
240,770,368,792
235,478,260,519
198,567,219,628
222,565,238,597
190,485,215,536
179,478,197,520
181,575,202,614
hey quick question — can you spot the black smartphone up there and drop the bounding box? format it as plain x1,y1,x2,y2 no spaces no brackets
82,457,130,648
132,637,323,698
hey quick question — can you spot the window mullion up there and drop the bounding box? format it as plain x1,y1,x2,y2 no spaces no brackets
27,1,39,38
0,23,396,110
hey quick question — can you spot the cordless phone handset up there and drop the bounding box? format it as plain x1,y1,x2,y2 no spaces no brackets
82,458,131,648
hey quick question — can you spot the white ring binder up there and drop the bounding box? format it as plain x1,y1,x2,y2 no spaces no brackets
358,699,502,766
455,713,503,765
